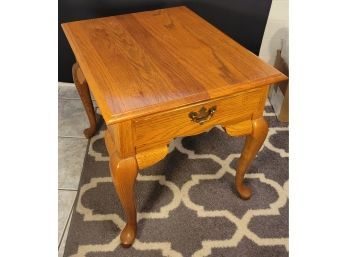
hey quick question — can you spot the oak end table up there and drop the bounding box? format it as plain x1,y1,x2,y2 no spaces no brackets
62,6,287,247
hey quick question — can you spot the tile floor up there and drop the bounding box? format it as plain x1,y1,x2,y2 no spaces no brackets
58,82,96,257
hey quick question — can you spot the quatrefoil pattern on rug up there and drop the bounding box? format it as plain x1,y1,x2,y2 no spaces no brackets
63,110,289,257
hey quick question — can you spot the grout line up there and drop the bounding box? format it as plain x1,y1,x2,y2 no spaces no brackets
58,137,92,250
58,197,75,249
58,94,96,253
58,135,87,139
59,97,81,100
59,188,78,191
58,97,97,102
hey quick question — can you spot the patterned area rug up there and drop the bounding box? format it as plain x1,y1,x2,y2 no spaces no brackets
63,107,289,257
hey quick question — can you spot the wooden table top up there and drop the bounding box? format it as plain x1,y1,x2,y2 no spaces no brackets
62,6,287,124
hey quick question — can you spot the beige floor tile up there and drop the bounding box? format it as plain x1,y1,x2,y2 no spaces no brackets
58,82,96,100
58,83,79,99
59,137,88,189
59,99,91,138
58,190,76,243
58,211,72,257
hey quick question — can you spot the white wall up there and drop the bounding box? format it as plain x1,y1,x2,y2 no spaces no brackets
259,0,289,65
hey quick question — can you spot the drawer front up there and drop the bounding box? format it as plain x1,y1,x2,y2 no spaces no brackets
134,88,265,150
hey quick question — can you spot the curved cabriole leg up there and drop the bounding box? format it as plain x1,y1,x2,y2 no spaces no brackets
72,62,97,139
236,117,268,200
109,153,138,247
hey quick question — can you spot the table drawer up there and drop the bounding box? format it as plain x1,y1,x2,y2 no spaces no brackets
134,88,265,150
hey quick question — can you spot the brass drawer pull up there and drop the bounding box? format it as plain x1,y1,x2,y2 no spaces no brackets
189,106,216,125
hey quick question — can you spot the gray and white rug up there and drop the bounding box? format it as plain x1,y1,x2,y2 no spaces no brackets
63,107,288,257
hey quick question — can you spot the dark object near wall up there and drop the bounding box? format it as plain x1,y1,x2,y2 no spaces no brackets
59,0,272,82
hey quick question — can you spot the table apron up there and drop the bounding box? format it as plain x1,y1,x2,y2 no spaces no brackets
134,87,267,152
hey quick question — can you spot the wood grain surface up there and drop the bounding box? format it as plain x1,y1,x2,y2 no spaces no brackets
64,7,288,247
134,88,264,151
72,62,97,138
234,117,269,199
62,6,287,125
